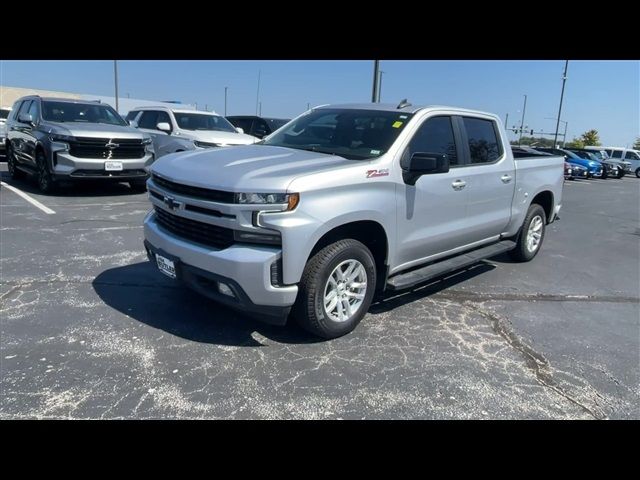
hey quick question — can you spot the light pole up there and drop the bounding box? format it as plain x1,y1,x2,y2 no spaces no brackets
307,102,311,111
371,60,380,103
378,70,385,102
518,94,528,145
255,70,261,116
554,60,569,148
545,117,568,147
224,86,228,116
113,60,119,113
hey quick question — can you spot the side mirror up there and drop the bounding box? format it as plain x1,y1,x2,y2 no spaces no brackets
235,127,244,134
156,122,171,133
19,113,34,125
128,119,138,128
402,152,450,185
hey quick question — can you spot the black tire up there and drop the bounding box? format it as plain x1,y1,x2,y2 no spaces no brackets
509,204,546,262
6,143,25,180
636,168,640,179
36,148,56,193
292,239,376,339
129,179,148,192
601,169,608,179
617,170,625,179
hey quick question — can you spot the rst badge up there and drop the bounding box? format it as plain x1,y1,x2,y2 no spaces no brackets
366,169,389,178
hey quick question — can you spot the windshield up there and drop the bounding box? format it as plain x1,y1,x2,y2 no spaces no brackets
42,101,126,125
262,108,414,160
0,108,10,121
266,118,289,130
562,150,583,160
173,112,237,132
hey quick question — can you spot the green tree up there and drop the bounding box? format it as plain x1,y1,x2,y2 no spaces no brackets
580,129,600,146
565,137,585,149
633,137,640,150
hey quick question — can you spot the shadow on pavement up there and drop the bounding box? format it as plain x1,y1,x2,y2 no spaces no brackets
92,261,323,346
0,172,142,198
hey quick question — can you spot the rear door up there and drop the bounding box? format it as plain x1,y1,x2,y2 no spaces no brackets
457,115,515,243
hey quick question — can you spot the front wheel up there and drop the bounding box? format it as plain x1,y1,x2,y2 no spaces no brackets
36,149,56,193
292,239,376,339
509,204,546,262
129,179,148,192
636,168,640,179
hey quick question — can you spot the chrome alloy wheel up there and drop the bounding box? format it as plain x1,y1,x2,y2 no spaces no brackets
323,259,367,323
526,215,543,253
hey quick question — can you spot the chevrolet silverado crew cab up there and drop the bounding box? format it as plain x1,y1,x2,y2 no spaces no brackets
5,96,154,193
143,102,564,339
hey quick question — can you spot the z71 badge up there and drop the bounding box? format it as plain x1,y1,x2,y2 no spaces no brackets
366,169,389,178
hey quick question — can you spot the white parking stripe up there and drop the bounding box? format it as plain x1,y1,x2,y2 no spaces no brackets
0,182,56,214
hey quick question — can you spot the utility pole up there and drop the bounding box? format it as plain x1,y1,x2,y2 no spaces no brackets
255,69,261,115
505,113,509,128
518,94,528,145
563,121,568,147
307,102,311,111
224,86,228,116
259,101,262,116
113,60,119,112
371,60,380,103
378,70,385,102
554,60,569,148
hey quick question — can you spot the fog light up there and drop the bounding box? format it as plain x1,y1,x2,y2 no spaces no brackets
218,282,235,297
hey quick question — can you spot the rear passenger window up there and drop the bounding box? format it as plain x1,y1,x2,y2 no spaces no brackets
463,117,503,164
405,116,458,166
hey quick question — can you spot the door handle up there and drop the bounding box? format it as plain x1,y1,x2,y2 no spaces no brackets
451,179,466,190
501,174,512,183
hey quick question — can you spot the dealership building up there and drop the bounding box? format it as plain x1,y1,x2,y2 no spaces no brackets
0,85,195,116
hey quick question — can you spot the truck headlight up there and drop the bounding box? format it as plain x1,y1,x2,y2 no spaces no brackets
235,192,299,211
142,137,154,154
194,140,221,148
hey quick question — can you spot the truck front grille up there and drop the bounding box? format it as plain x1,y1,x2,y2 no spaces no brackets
152,174,235,203
69,137,146,159
154,207,234,250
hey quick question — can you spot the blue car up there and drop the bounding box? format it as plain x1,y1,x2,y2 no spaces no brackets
536,148,603,178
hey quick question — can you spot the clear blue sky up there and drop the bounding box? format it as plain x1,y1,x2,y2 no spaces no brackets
1,60,638,146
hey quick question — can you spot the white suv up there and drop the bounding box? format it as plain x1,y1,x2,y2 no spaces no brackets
125,106,259,150
594,147,640,178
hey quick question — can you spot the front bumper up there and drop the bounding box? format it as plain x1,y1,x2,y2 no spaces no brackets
143,211,298,324
51,150,154,180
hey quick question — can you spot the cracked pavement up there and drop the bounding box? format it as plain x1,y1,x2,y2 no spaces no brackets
1,168,638,419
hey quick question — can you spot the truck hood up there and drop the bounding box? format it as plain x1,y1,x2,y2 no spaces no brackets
182,130,258,145
40,121,145,139
151,145,356,192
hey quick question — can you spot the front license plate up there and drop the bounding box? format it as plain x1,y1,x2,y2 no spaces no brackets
105,161,123,171
156,254,176,279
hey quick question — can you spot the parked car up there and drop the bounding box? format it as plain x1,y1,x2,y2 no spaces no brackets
566,148,625,178
226,115,290,139
0,106,11,157
589,146,640,178
143,102,564,339
5,96,154,193
125,107,259,149
581,146,631,175
567,162,588,179
536,147,604,178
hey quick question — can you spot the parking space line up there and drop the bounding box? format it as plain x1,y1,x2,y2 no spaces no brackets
0,182,56,214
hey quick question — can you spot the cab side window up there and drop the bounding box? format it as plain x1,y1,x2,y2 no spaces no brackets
27,100,40,122
138,111,160,130
624,151,639,160
462,117,503,164
403,116,458,167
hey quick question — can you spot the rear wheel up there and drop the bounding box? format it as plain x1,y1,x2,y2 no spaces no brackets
292,239,376,339
509,204,546,262
617,170,625,179
6,143,25,180
36,149,56,193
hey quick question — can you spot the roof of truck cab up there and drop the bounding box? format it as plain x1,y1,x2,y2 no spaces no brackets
130,105,219,115
21,96,101,104
315,103,497,117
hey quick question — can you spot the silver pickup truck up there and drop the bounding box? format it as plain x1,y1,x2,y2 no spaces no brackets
143,102,564,338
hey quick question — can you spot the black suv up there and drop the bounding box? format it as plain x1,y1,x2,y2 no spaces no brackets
5,96,154,193
226,115,290,139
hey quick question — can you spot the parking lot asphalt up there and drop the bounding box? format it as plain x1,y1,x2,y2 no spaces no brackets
1,166,638,419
